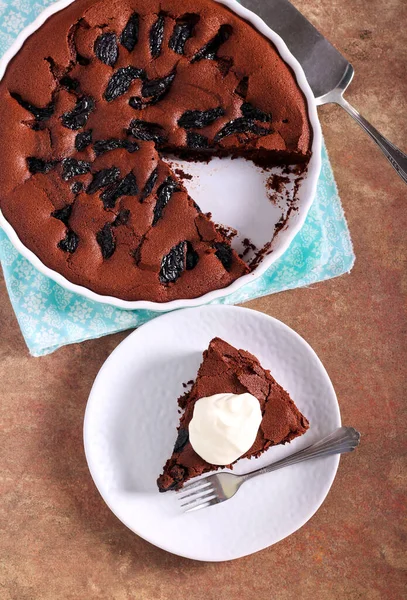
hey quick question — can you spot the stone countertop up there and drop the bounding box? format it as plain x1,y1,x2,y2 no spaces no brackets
0,1,406,598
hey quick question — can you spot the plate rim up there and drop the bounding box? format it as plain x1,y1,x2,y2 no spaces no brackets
0,0,322,311
83,305,341,561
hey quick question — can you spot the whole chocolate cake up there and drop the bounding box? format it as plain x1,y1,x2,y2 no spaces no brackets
0,0,311,302
158,338,309,491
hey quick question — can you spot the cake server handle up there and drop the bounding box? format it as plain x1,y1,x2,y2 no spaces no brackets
241,427,361,481
334,96,407,185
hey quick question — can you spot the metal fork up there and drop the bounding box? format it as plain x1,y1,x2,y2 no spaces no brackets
177,426,360,513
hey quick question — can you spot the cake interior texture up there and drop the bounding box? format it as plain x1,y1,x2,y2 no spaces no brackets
0,0,311,302
157,337,309,492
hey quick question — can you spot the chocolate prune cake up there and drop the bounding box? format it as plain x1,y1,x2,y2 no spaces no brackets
158,337,309,491
0,0,311,302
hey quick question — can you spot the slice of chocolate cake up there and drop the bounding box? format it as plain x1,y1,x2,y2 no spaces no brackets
157,337,309,492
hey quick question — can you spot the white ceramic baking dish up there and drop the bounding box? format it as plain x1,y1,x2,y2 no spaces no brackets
0,0,322,310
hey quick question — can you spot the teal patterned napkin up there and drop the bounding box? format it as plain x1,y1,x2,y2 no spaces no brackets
0,0,355,356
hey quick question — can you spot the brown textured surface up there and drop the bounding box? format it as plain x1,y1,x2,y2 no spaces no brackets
158,337,309,491
0,0,310,301
0,0,407,598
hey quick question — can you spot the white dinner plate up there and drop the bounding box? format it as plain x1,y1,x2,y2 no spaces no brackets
84,306,341,561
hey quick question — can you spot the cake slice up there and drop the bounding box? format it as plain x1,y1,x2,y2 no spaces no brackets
157,337,309,492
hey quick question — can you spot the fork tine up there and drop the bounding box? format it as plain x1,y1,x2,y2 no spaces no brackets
179,478,212,493
177,482,213,502
184,495,222,513
180,488,217,509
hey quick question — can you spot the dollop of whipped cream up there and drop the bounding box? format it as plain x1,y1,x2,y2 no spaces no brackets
189,393,262,465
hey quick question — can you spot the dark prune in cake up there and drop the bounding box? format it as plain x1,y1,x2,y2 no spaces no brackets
58,230,79,254
150,13,165,58
140,167,159,202
128,119,167,144
26,157,56,175
104,66,145,102
93,138,139,156
94,32,119,67
75,130,93,151
178,107,225,130
214,242,233,271
191,24,233,62
61,96,95,130
86,167,121,195
214,118,271,142
152,177,180,225
96,223,116,259
169,14,200,55
241,102,273,123
100,172,138,209
61,158,91,181
159,241,186,284
186,132,210,149
51,204,72,226
120,13,140,52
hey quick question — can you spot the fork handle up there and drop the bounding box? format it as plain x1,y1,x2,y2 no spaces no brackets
242,427,360,482
337,96,407,185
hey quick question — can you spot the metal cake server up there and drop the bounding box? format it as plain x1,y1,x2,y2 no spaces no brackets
240,0,407,184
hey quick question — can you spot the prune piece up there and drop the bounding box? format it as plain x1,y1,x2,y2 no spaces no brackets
96,223,116,259
100,172,138,209
87,167,121,195
58,230,79,254
150,14,165,58
129,96,144,110
113,209,130,226
178,107,225,130
214,242,233,270
191,24,233,63
235,76,249,99
120,13,139,52
241,102,272,123
71,182,83,194
217,56,233,77
61,158,91,181
187,132,209,149
141,69,176,100
159,241,186,284
60,76,80,92
10,92,54,122
128,119,167,144
51,204,72,226
94,32,118,67
131,70,176,110
214,117,270,142
61,96,95,130
93,138,139,156
153,177,180,225
140,167,158,202
26,157,56,175
77,54,90,66
104,66,145,102
186,242,199,270
173,428,189,452
75,130,93,151
169,14,200,55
